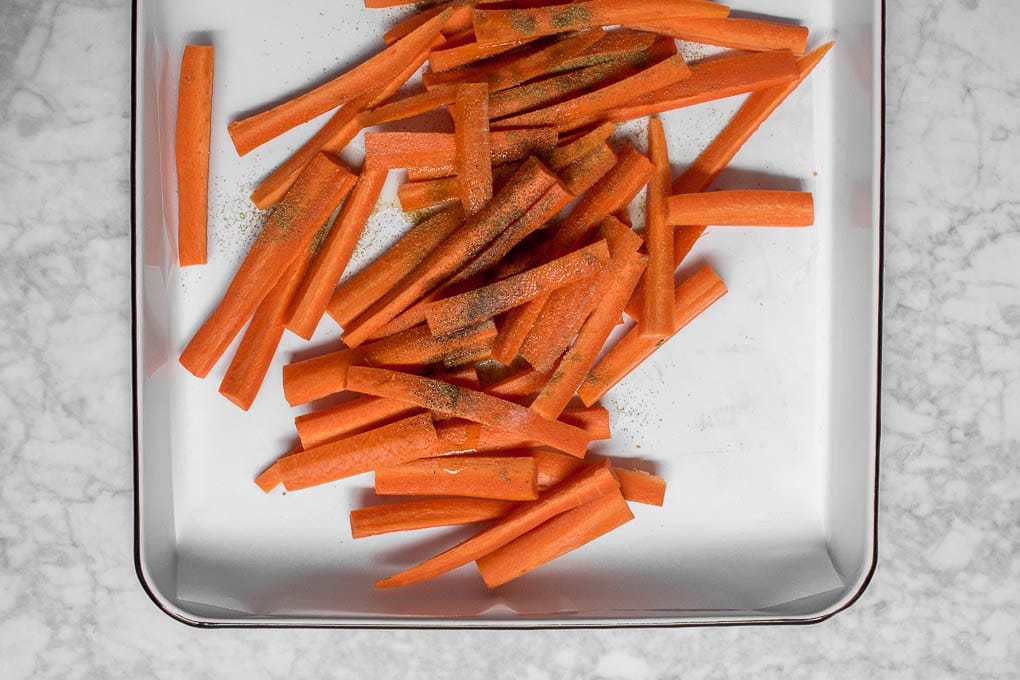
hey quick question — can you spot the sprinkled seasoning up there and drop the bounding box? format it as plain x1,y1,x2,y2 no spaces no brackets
551,4,592,30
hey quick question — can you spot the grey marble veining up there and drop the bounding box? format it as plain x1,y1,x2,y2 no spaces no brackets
0,0,1018,677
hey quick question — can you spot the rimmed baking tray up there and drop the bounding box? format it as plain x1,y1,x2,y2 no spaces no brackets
132,0,883,627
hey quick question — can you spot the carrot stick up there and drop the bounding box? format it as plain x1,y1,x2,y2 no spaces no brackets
217,224,323,410
487,58,641,121
490,295,548,365
442,342,494,369
375,455,538,500
559,141,617,195
559,404,611,440
578,264,727,405
430,36,538,73
454,83,493,214
376,461,619,587
364,128,556,170
342,157,559,347
249,97,367,210
556,29,660,73
279,413,438,492
475,487,633,589
607,50,800,123
424,239,611,336
530,249,647,419
625,44,833,320
346,367,593,457
398,176,462,213
358,85,459,127
327,206,464,328
628,16,808,55
517,277,600,373
640,117,674,338
486,29,606,91
615,468,667,506
546,121,615,170
533,449,588,491
447,181,574,285
382,3,449,44
282,320,497,406
295,397,422,449
430,419,531,455
350,498,517,537
255,459,286,493
666,190,814,227
472,0,730,45
227,9,451,155
179,154,356,378
175,45,214,267
550,145,653,252
287,169,389,339
484,367,554,400
495,54,692,131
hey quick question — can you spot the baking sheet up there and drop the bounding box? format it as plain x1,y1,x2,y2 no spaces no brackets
133,0,882,625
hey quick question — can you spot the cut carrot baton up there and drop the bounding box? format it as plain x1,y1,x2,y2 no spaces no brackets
295,397,422,449
495,54,693,131
530,249,647,420
484,367,554,400
176,45,214,267
627,16,809,55
278,413,439,492
475,487,634,589
364,129,556,171
287,169,389,340
560,404,611,440
615,468,667,506
358,85,459,127
375,455,539,501
250,96,368,210
227,9,451,155
346,366,593,457
350,498,517,538
398,176,462,213
486,29,606,91
666,190,814,227
578,264,727,405
490,295,549,365
517,277,601,374
342,157,560,347
375,461,620,588
533,449,588,491
641,117,674,338
327,205,464,328
551,29,663,75
430,36,539,73
607,50,800,123
558,141,617,196
179,154,357,378
255,459,286,493
447,180,574,285
454,83,493,215
218,223,325,410
424,239,611,336
382,3,449,44
472,0,730,45
546,121,616,170
550,145,654,252
282,320,497,406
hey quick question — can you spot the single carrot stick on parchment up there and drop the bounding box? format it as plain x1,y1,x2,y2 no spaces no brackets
176,45,214,266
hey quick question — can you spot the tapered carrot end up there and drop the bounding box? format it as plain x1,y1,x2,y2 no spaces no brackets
255,460,284,493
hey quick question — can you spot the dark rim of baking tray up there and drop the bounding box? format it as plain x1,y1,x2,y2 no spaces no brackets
130,0,885,630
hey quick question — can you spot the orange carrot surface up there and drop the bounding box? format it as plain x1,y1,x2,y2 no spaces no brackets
640,117,675,338
375,455,538,501
346,367,593,457
666,190,814,227
227,9,450,155
176,45,214,267
615,468,667,506
179,154,356,378
279,413,438,491
350,498,517,538
454,83,493,214
287,168,389,339
628,16,808,55
295,396,422,449
376,461,620,588
475,487,634,589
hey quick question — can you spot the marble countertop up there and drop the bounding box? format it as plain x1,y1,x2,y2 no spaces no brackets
1,0,1018,677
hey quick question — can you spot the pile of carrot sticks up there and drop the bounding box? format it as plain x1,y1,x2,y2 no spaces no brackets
173,0,831,590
